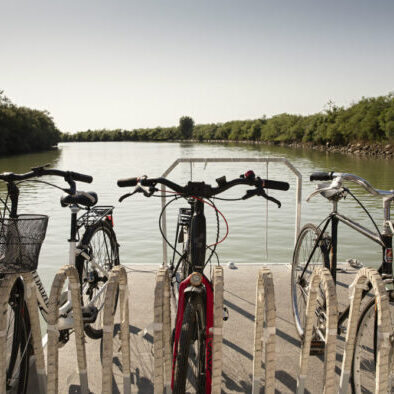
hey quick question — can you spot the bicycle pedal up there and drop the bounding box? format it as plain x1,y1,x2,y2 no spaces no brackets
81,305,98,323
309,340,325,355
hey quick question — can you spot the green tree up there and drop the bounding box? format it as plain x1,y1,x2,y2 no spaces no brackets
179,116,194,139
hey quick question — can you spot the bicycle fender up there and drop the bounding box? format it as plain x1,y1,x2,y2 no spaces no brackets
183,285,205,295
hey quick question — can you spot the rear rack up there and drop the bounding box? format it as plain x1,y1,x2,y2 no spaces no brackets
77,205,114,227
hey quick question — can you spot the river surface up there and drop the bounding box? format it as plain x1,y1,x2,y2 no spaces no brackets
0,141,393,292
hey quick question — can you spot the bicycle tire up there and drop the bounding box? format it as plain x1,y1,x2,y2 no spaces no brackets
6,280,30,394
76,220,119,339
173,294,206,394
291,223,329,339
351,297,394,393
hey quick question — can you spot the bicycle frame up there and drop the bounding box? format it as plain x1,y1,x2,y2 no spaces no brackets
171,198,214,393
301,196,393,327
5,181,112,331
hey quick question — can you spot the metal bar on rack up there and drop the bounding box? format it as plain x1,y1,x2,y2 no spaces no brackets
338,267,391,394
211,266,224,394
153,267,172,393
47,265,88,394
252,267,276,394
160,157,302,265
22,272,47,393
0,274,47,393
296,267,338,394
101,265,131,394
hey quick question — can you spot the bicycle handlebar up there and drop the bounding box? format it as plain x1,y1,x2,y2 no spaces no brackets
0,166,93,184
310,171,394,197
117,173,289,199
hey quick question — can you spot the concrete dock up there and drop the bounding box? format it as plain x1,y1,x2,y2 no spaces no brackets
34,263,379,393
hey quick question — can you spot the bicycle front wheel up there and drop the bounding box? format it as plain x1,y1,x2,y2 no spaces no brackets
77,220,119,339
291,223,329,339
351,297,394,393
173,294,206,394
5,280,30,394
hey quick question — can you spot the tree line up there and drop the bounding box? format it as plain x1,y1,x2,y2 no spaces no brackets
61,94,394,146
0,91,60,155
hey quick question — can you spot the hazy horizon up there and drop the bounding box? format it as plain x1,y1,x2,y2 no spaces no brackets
1,0,394,133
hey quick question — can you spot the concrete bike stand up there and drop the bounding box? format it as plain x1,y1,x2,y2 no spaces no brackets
211,266,224,394
46,265,88,394
0,273,46,394
252,267,276,394
296,267,338,394
153,267,172,394
338,267,392,394
101,265,131,394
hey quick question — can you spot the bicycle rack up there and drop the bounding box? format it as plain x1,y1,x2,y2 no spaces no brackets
160,157,302,265
252,267,276,394
0,273,46,394
46,265,88,394
211,265,224,394
296,267,338,394
338,267,392,394
101,265,131,394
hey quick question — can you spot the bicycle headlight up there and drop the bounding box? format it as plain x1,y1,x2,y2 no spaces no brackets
190,272,203,287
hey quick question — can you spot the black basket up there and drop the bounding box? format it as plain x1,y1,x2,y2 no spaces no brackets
0,214,49,274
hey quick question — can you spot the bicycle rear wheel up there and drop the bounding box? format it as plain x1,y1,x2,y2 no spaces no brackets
5,280,30,394
291,223,329,339
77,220,119,339
351,297,394,393
173,294,206,394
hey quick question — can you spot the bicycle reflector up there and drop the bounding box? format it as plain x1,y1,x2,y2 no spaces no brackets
190,272,203,287
106,215,114,227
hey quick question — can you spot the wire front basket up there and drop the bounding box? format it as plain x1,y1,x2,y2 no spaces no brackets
0,214,49,274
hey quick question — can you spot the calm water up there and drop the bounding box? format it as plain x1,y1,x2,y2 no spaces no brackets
0,141,393,292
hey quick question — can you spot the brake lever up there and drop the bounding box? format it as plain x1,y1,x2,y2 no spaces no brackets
258,188,281,208
242,188,281,207
119,185,158,202
242,189,258,200
31,163,51,174
119,191,135,203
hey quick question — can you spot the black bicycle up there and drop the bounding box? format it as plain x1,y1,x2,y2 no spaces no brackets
0,165,119,393
291,171,393,393
118,170,289,394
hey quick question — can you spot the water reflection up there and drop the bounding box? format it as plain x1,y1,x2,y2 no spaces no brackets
0,142,392,294
0,148,61,192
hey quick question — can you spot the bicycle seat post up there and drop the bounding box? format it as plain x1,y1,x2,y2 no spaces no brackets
67,204,81,302
7,181,19,218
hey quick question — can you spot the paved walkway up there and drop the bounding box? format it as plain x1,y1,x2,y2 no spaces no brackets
33,263,367,393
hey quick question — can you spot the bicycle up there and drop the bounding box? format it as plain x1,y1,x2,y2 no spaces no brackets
290,171,394,393
118,170,289,393
0,165,119,393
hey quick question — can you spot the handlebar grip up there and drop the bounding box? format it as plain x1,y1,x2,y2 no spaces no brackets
69,171,93,183
262,180,290,191
117,177,138,187
310,172,334,181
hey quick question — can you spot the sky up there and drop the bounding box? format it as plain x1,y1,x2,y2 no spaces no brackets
1,0,394,133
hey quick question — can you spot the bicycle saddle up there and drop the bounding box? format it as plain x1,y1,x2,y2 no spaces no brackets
60,191,98,207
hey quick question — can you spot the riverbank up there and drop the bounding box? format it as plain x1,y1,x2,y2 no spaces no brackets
198,139,394,159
